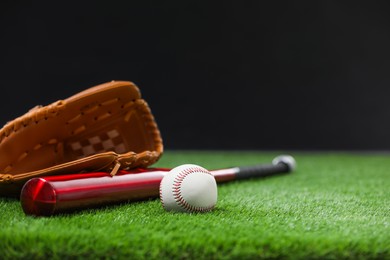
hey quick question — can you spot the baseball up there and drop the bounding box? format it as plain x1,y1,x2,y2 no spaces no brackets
159,164,218,213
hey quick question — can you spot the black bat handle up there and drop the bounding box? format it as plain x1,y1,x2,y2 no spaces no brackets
235,155,296,180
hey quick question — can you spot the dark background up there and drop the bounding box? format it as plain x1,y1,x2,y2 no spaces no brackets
1,1,390,150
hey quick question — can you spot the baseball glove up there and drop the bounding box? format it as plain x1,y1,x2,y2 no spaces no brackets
0,81,163,197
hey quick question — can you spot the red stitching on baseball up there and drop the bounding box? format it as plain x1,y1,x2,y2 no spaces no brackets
172,167,215,213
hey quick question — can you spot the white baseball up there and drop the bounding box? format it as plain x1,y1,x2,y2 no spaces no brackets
159,164,218,213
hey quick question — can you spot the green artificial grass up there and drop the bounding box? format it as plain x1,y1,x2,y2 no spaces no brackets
0,151,389,259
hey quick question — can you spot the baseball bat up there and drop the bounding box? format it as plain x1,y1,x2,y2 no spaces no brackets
20,155,296,216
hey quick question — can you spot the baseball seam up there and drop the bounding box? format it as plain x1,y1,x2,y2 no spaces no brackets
172,167,215,213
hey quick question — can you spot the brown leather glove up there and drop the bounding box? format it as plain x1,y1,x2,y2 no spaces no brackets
0,81,163,197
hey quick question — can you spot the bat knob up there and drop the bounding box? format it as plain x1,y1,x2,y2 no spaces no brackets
272,155,296,172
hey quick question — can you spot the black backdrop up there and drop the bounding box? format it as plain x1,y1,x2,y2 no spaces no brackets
1,1,390,150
